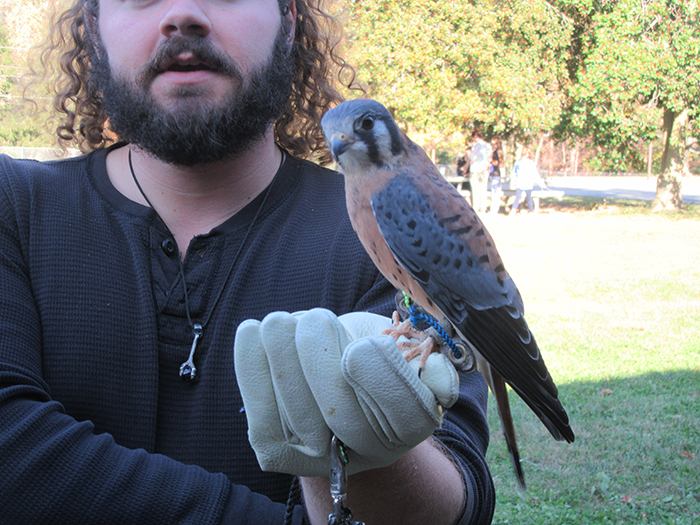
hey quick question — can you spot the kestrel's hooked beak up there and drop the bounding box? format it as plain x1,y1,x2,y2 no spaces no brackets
330,134,352,161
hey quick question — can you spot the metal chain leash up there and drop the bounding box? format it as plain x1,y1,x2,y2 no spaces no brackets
327,436,365,525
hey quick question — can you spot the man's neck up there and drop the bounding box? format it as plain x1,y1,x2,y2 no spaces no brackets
105,132,282,257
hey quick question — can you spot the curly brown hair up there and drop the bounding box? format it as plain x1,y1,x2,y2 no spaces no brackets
34,0,357,165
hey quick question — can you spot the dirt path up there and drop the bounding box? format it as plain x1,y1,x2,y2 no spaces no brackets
546,176,700,204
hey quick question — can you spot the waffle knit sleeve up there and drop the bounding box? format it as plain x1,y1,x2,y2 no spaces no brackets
0,158,297,525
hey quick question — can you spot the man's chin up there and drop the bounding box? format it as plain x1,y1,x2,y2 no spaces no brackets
100,23,293,165
151,85,235,113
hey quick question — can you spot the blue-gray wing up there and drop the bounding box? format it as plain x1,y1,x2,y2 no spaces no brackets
371,173,573,442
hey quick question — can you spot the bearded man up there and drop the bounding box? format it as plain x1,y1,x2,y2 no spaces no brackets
0,1,494,524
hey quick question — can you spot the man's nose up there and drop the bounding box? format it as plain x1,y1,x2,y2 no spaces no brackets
160,0,212,38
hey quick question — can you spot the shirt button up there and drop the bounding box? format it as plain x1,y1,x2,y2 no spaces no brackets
161,238,176,256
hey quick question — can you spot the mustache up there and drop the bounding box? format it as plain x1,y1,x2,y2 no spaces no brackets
135,36,243,87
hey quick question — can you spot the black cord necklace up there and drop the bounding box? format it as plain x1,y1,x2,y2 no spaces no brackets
128,147,281,382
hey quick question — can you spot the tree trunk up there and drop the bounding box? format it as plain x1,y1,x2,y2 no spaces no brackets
508,135,516,177
534,134,545,167
684,135,697,177
652,108,686,211
561,143,567,175
549,139,554,177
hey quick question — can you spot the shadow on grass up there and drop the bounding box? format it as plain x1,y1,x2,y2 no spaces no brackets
485,369,700,524
538,196,700,219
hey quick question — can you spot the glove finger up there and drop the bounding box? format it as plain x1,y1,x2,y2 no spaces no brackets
341,335,442,459
259,312,331,458
407,352,460,408
337,311,393,340
295,309,374,451
234,320,290,470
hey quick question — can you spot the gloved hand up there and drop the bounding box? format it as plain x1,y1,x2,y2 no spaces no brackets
233,308,460,477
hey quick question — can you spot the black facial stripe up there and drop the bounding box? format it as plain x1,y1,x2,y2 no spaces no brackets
364,128,382,166
384,116,403,156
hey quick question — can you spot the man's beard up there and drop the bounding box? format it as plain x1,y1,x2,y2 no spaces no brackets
90,27,294,166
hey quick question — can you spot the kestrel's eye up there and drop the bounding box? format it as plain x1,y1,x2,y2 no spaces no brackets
360,116,374,131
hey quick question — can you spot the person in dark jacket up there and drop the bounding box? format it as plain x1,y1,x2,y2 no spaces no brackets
0,1,495,524
488,137,503,215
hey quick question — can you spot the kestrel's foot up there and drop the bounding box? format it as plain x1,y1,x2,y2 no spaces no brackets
381,311,415,339
401,336,439,374
382,310,438,375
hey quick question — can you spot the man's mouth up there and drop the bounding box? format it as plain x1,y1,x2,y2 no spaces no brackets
139,40,242,87
161,58,216,74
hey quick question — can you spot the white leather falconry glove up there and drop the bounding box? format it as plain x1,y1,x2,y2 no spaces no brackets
234,308,459,477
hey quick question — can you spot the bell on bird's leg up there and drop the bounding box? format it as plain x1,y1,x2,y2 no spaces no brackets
393,291,476,373
432,325,477,373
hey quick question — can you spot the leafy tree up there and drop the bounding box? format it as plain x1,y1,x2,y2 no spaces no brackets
557,2,659,170
0,0,57,148
555,0,700,209
0,28,14,98
339,0,573,161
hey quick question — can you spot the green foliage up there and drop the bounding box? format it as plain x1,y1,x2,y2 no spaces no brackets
584,144,648,173
339,0,699,172
0,124,40,146
0,27,13,96
0,2,57,148
340,0,572,153
557,0,700,171
0,102,54,148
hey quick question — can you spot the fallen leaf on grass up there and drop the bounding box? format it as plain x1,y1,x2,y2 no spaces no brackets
599,388,613,396
682,452,695,459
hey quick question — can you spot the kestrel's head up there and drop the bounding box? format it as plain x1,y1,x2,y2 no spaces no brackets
321,99,404,172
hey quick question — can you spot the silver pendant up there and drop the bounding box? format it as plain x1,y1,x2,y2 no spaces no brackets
180,324,203,382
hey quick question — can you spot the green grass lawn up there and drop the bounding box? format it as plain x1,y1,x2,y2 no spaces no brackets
480,198,700,524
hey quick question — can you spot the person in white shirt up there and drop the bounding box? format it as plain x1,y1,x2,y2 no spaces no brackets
509,146,547,215
467,130,492,213
488,137,503,215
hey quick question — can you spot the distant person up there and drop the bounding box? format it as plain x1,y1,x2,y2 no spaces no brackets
510,146,547,215
489,136,503,215
467,130,492,213
455,147,472,203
